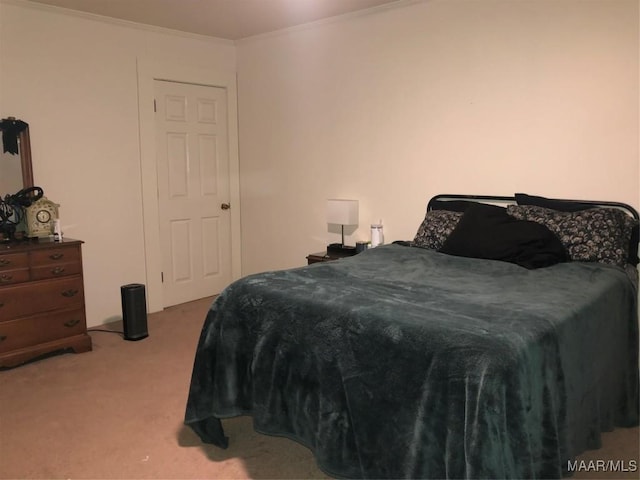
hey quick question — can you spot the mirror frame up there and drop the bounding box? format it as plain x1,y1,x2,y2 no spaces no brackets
18,126,34,189
0,117,34,192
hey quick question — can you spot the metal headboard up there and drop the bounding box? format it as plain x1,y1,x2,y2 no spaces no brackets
427,194,639,220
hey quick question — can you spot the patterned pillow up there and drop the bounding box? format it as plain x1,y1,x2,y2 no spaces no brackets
506,204,636,267
413,210,462,250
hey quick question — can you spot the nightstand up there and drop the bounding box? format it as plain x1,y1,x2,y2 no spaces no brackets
306,250,357,265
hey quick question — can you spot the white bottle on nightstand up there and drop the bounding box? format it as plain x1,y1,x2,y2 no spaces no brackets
371,223,384,248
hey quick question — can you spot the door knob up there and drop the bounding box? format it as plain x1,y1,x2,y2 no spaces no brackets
221,203,231,210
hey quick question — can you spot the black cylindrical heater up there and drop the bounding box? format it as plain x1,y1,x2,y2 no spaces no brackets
120,283,149,341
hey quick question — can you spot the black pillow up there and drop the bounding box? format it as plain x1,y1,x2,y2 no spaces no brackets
514,193,593,212
515,192,639,266
439,203,570,269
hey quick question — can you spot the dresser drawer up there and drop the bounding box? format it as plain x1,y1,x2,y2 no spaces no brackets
30,246,81,266
0,268,30,285
0,252,28,271
30,261,82,281
0,276,84,322
0,308,87,353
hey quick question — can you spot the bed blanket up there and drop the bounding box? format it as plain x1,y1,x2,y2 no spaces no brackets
185,245,639,479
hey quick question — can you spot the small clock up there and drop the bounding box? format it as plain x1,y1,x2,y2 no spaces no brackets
36,209,51,223
25,196,59,238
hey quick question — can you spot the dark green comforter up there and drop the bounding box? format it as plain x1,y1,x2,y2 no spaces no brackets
185,244,639,479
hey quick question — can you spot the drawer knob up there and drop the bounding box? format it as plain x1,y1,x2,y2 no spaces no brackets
51,266,66,275
0,335,6,342
0,259,10,266
64,319,80,328
0,274,13,283
49,253,64,260
61,289,79,298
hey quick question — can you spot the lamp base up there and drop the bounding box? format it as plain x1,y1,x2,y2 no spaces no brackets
327,243,357,255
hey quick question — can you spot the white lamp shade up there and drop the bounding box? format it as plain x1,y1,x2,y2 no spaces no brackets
327,199,359,226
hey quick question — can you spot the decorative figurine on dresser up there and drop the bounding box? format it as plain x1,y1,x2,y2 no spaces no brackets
0,117,91,368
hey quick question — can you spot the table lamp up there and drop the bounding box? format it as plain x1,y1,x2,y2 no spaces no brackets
326,199,358,254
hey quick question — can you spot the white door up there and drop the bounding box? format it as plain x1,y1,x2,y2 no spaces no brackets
154,80,231,307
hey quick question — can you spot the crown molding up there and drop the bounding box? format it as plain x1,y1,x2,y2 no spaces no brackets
1,0,234,46
235,0,424,45
3,0,427,46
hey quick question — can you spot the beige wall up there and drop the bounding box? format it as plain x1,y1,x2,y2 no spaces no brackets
237,0,639,275
0,0,236,326
1,0,638,325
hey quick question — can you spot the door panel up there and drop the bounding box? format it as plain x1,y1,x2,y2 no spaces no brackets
155,80,231,307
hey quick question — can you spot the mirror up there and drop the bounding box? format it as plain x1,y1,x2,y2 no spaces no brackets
0,117,34,195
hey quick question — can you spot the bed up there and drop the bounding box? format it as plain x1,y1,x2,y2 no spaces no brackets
184,193,639,479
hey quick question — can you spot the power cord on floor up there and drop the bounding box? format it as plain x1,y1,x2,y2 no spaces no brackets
87,328,124,336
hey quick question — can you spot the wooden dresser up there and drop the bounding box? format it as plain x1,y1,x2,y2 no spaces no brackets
0,238,92,368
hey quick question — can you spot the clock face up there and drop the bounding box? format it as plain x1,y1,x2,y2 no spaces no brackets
36,209,51,223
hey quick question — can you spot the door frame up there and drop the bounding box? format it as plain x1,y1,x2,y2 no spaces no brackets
136,58,241,313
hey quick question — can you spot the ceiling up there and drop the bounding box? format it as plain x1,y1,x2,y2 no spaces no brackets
27,0,403,40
